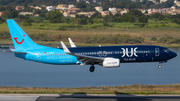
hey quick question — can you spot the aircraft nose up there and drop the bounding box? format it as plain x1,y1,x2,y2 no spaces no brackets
170,51,177,58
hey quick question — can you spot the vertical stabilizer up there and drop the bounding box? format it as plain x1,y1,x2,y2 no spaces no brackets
7,19,46,51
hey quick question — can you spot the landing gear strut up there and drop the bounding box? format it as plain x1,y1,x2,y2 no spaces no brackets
158,62,162,69
89,65,95,72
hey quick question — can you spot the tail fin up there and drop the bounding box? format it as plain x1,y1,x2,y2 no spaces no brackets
7,19,46,51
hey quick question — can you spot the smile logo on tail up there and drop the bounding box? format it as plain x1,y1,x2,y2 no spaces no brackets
14,35,25,44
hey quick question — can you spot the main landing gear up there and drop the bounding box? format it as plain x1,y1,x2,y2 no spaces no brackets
89,65,95,72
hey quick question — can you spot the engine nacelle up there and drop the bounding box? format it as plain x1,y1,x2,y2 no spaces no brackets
100,58,120,68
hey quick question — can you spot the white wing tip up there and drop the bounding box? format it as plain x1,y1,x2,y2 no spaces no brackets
60,41,71,53
68,38,76,47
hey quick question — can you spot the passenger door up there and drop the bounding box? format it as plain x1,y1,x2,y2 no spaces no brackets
155,48,160,56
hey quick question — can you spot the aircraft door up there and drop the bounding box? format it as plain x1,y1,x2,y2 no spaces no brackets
37,52,41,60
155,48,160,56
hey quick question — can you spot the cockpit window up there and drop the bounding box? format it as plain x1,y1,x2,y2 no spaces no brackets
163,49,169,53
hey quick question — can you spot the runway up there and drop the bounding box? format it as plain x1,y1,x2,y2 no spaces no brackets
1,94,180,101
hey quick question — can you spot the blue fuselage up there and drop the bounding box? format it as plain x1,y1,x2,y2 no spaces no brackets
14,45,177,65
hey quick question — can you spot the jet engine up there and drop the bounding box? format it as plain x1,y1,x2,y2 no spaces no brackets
99,58,120,68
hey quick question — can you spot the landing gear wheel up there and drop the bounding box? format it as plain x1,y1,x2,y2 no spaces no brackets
158,65,162,69
89,65,95,72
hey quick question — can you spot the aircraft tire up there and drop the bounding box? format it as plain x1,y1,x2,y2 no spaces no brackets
158,65,162,69
89,65,95,72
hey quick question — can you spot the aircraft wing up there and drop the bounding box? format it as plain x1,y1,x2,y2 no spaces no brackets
68,38,76,47
61,41,103,65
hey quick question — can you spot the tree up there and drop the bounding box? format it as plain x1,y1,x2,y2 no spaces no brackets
101,2,113,11
172,18,178,23
76,2,87,8
11,11,18,18
22,19,32,26
2,11,11,18
129,10,143,17
156,0,160,3
86,4,95,12
177,19,180,25
76,14,88,19
158,14,164,20
24,1,28,7
163,17,169,21
18,14,30,19
113,13,121,22
164,0,174,8
103,15,113,23
39,13,46,17
23,7,33,12
114,13,121,18
0,17,5,23
47,10,64,23
35,9,42,14
80,18,87,25
90,12,102,19
141,5,148,9
145,1,154,8
151,36,157,41
88,18,93,24
6,4,14,11
0,6,6,12
151,13,164,20
125,3,136,11
120,14,135,23
138,15,148,23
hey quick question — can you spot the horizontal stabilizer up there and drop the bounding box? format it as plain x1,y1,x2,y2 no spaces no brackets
13,51,27,54
5,48,27,54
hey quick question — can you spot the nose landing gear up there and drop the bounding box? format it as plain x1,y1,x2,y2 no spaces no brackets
89,65,95,72
158,65,162,69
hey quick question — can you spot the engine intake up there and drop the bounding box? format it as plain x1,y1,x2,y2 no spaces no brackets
99,58,120,68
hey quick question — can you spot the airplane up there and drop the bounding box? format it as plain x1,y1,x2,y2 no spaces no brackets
7,19,177,72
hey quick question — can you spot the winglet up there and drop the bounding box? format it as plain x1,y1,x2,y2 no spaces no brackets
60,41,71,54
68,38,76,47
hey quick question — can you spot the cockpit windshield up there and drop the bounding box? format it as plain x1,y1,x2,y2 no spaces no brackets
163,49,169,53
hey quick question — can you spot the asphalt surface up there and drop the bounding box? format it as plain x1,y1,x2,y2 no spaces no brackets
36,94,180,101
0,94,39,101
1,94,180,101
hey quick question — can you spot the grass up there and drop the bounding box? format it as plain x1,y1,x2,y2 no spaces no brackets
1,40,180,48
1,21,180,47
1,21,180,38
0,84,180,95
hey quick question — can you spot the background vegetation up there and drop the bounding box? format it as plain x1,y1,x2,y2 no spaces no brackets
0,0,175,10
0,84,180,94
0,0,180,46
